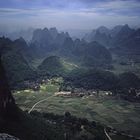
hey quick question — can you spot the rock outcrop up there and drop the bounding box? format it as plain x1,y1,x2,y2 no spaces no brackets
0,133,20,140
0,56,17,119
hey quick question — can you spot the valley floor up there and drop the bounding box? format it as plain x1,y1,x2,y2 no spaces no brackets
13,82,140,138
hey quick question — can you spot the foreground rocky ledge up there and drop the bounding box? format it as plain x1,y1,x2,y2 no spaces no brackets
0,133,20,140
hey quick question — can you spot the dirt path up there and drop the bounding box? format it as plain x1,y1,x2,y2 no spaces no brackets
28,95,54,114
104,128,112,140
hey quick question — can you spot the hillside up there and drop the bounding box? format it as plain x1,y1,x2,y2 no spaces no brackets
79,41,112,68
0,37,36,88
38,56,65,76
38,56,79,77
110,28,140,61
30,28,112,69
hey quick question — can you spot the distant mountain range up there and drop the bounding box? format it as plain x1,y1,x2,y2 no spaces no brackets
83,24,135,47
0,27,112,87
0,24,140,87
0,28,34,42
30,27,112,67
84,24,140,61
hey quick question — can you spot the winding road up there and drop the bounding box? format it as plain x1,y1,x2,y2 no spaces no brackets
28,95,55,114
28,98,48,113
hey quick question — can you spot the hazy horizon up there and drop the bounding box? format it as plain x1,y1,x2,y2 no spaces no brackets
0,0,140,32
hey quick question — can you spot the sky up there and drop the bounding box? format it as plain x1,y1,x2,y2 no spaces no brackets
0,0,140,31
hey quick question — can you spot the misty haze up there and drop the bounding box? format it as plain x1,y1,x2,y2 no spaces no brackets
0,0,140,140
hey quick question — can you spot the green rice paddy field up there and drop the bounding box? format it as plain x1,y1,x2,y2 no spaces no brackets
13,83,140,137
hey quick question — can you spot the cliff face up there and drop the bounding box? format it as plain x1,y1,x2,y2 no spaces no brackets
0,56,17,119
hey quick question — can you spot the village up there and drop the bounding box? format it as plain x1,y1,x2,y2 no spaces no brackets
21,77,140,102
13,78,140,140
54,89,113,98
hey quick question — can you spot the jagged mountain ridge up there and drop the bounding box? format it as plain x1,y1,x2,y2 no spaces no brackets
83,25,140,61
30,27,112,67
0,33,112,88
2,25,140,87
83,24,135,47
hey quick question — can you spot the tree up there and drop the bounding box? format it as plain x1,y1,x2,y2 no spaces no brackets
118,72,140,89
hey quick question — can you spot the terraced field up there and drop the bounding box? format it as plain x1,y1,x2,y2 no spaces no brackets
13,83,140,137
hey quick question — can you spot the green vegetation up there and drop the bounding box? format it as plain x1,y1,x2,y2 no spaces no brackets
62,68,140,93
38,56,64,76
2,52,36,87
0,37,36,88
80,41,112,68
38,56,78,77
13,80,140,138
40,83,59,93
63,68,118,90
30,58,45,69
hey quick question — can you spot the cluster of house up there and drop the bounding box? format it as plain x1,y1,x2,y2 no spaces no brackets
54,89,140,103
54,89,113,98
23,79,49,91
